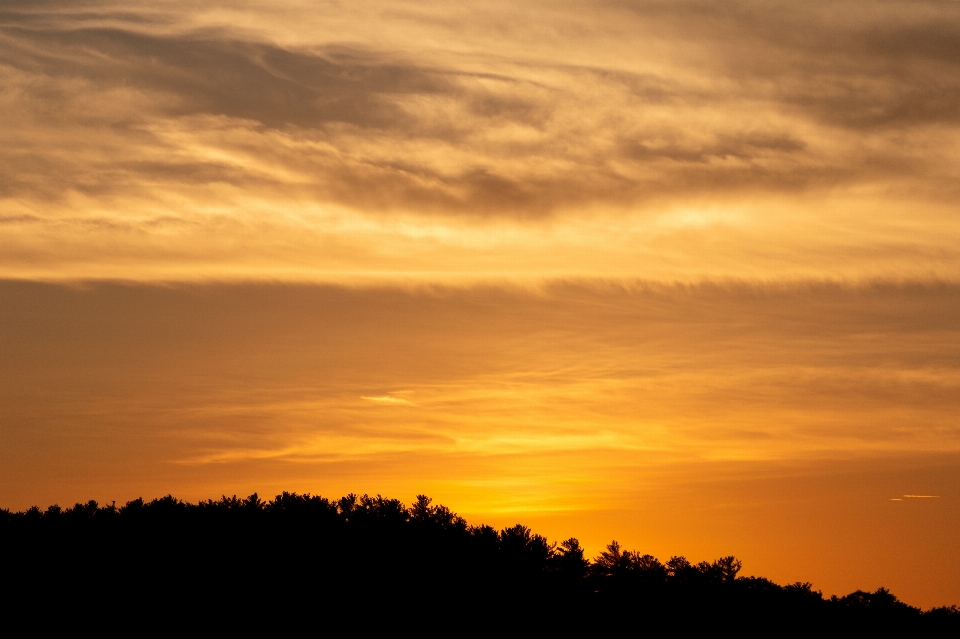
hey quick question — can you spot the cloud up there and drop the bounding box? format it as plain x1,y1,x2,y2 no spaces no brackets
3,278,959,466
0,28,449,130
2,0,959,229
362,395,416,406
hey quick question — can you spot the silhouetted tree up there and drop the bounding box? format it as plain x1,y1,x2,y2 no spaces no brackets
1,492,957,633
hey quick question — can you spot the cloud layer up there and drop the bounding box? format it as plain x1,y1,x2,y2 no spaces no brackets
2,1,960,280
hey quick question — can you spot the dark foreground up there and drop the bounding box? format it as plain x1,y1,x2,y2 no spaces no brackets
3,493,958,633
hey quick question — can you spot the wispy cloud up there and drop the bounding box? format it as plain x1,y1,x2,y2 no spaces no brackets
361,395,416,406
2,1,960,281
4,279,959,476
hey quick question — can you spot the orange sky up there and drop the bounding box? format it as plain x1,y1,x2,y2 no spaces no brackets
2,0,960,608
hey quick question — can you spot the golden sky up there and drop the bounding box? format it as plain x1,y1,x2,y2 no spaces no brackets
2,0,960,607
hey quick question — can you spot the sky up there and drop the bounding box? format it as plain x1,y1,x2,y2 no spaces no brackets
2,0,960,607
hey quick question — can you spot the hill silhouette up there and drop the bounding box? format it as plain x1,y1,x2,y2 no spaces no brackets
2,493,958,633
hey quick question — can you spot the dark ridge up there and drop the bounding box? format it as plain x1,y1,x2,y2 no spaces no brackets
2,493,958,633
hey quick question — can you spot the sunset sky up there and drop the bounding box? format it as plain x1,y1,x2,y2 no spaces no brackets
2,0,960,607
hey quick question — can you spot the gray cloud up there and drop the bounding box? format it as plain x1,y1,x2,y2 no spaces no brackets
0,27,450,130
609,0,960,129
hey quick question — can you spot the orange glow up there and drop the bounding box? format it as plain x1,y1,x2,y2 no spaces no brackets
2,0,960,609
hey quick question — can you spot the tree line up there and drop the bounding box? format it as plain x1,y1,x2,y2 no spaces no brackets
2,492,957,633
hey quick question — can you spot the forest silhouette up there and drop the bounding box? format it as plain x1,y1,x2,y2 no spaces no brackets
3,493,958,632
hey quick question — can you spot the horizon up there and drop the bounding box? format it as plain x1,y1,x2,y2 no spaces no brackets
0,487,952,610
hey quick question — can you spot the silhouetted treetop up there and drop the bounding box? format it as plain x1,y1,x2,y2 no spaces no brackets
1,492,957,633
